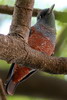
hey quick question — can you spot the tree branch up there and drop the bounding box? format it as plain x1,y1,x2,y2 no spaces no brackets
0,5,13,15
0,34,67,74
9,0,34,42
0,79,7,100
0,0,67,74
0,5,67,23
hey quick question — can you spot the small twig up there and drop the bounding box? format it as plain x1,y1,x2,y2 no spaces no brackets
0,79,7,100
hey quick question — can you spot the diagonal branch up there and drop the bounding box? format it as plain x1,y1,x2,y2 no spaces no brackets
0,34,67,74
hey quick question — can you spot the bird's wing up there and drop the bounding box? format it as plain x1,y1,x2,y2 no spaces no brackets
5,64,36,95
5,63,15,86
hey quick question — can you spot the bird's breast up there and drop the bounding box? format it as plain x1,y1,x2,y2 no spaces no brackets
28,27,55,56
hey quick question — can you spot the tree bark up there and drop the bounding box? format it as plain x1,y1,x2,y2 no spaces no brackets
9,0,34,42
0,34,67,74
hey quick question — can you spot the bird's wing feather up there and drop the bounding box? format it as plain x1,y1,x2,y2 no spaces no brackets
5,64,36,95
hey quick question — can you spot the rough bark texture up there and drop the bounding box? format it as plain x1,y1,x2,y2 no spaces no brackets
9,0,34,42
0,5,67,23
0,34,67,74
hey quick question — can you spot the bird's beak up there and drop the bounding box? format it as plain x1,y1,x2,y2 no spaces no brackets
48,4,55,14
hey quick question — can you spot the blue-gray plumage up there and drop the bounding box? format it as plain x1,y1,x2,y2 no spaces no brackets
34,4,56,46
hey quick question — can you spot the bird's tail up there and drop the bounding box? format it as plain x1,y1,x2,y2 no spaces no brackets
4,64,36,95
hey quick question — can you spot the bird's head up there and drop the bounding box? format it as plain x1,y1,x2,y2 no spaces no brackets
37,4,55,29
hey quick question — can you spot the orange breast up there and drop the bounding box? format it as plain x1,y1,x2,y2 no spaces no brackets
28,27,55,56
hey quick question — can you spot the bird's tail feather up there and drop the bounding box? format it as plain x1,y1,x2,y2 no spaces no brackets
4,64,36,95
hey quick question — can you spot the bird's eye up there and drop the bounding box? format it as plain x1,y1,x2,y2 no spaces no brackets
37,15,42,20
39,15,41,19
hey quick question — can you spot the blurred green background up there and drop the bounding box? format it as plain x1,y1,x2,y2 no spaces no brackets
0,0,67,100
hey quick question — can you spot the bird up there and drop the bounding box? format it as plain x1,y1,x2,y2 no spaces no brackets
5,4,56,95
